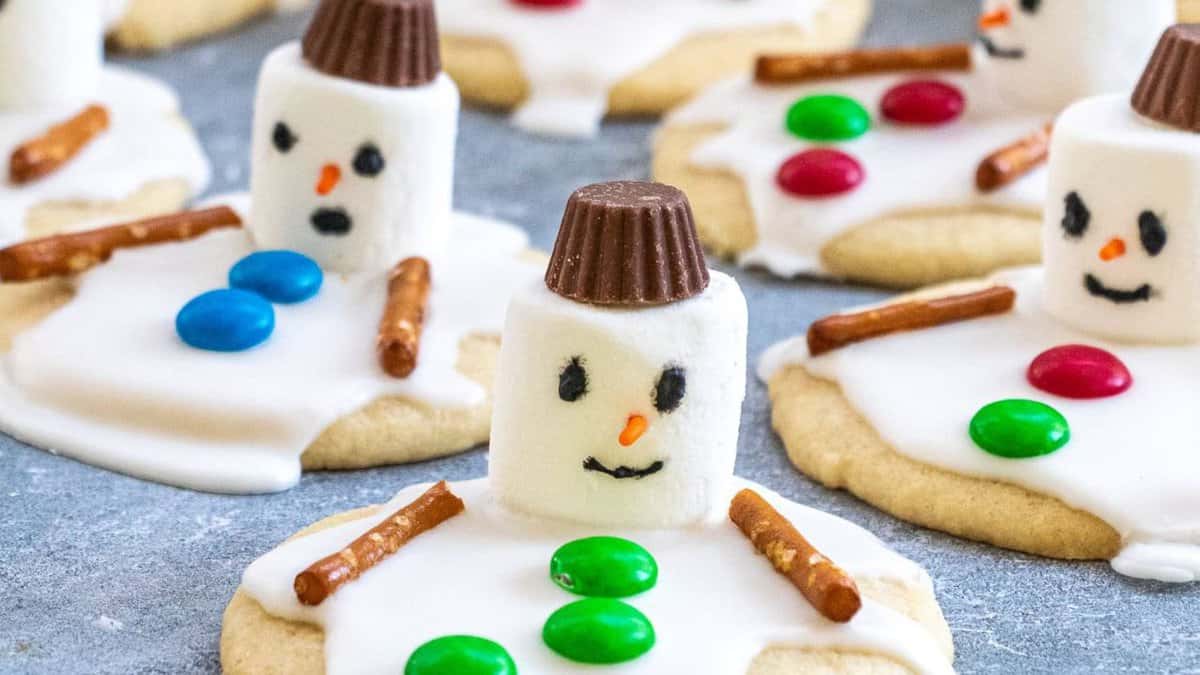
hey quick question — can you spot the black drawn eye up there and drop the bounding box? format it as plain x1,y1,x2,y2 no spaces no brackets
653,367,686,414
272,122,298,153
352,143,386,177
1062,191,1090,239
559,357,588,403
1138,211,1167,256
1019,0,1041,14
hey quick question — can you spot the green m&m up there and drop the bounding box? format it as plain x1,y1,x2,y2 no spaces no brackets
786,94,871,141
550,536,658,598
542,598,655,664
969,399,1070,459
405,635,517,675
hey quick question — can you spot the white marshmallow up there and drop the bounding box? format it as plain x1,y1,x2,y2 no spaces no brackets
1043,94,1200,344
489,272,749,528
977,0,1173,112
249,43,459,274
0,0,103,110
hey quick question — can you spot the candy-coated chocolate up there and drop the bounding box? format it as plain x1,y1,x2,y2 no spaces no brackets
511,0,582,8
176,289,275,352
1027,344,1132,399
550,536,658,598
542,599,655,664
785,95,871,142
969,399,1070,458
405,635,517,675
229,250,323,304
776,149,865,198
880,80,966,126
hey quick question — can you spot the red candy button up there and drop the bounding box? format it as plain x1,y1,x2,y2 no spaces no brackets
1027,344,1132,399
511,0,581,7
881,80,965,126
776,149,864,198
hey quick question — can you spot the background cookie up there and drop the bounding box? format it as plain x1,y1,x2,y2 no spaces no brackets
108,0,311,51
220,503,955,675
441,0,872,118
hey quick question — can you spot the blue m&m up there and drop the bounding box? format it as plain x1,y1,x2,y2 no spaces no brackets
229,250,323,304
176,289,275,352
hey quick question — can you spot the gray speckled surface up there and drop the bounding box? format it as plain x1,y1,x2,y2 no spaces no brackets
3,2,1198,673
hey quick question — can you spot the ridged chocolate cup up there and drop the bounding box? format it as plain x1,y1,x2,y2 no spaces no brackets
302,0,441,88
545,181,710,307
1132,24,1200,132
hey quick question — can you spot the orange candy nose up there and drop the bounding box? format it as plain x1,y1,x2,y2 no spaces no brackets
978,7,1011,30
1099,237,1127,262
619,415,648,447
316,164,341,196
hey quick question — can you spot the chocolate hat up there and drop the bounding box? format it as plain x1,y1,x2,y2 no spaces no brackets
545,181,710,307
1132,24,1200,132
302,0,441,88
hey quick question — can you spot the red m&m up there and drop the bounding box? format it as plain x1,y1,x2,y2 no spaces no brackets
776,149,864,198
881,80,965,126
511,0,581,8
1027,344,1132,399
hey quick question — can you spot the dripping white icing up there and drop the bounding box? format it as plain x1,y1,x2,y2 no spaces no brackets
759,268,1200,582
241,478,954,674
667,67,1047,278
0,67,210,245
436,0,830,137
0,198,541,493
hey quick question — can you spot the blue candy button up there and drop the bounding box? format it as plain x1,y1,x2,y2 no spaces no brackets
229,250,323,304
176,289,275,352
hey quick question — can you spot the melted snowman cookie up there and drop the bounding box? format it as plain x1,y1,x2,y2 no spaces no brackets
221,181,954,675
654,0,1176,287
0,0,210,245
437,0,871,137
760,29,1200,581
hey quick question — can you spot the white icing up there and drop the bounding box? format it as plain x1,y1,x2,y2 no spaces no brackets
977,0,1174,112
251,44,459,274
667,0,1172,279
1042,95,1200,345
0,199,542,494
759,268,1200,583
490,274,748,528
101,0,131,29
435,0,830,137
0,0,103,110
0,67,211,246
241,478,954,674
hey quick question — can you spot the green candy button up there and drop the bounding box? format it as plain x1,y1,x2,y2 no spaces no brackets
550,536,658,598
786,94,871,141
405,635,517,675
969,399,1070,459
542,599,655,664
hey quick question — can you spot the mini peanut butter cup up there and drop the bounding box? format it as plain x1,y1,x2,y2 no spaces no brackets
302,0,441,88
1132,24,1200,132
545,181,710,307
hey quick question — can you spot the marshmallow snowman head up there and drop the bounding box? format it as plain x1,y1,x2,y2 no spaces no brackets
249,0,458,274
977,0,1173,112
489,183,749,529
0,0,103,110
1043,26,1200,345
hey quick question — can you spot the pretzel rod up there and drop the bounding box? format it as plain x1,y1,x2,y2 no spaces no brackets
976,122,1054,192
730,488,861,623
9,104,111,184
755,43,972,85
808,286,1016,357
0,206,243,283
377,257,432,378
294,481,465,607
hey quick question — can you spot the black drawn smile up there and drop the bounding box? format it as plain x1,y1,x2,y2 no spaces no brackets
582,457,664,480
978,35,1025,60
1084,274,1152,304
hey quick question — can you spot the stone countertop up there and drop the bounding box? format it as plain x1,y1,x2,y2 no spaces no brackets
2,2,1197,673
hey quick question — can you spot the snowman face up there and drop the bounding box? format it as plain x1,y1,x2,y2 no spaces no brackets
489,274,748,528
1043,95,1200,344
977,0,1172,112
249,44,459,274
0,0,103,110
